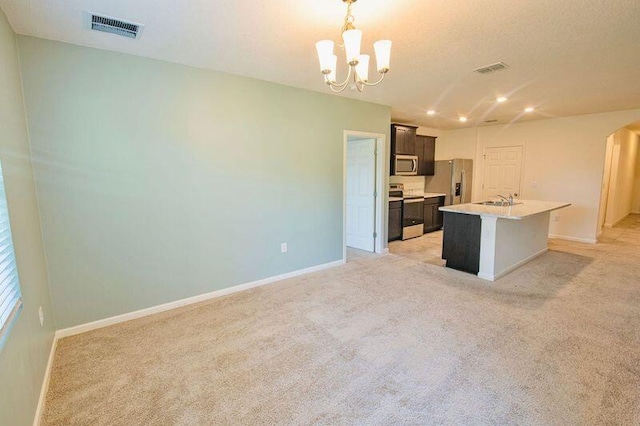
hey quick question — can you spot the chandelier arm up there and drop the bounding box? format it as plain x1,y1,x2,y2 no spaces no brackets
359,72,387,87
352,69,364,92
325,75,350,90
328,83,349,93
324,65,353,90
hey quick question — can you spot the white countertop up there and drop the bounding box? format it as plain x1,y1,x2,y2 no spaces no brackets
439,200,571,220
389,197,403,202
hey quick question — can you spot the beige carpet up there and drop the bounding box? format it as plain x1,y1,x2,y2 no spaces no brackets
42,216,640,425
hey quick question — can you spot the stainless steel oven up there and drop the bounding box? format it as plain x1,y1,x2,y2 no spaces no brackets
393,155,418,176
402,196,424,239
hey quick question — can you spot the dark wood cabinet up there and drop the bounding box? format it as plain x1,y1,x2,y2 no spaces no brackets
416,135,436,176
388,200,402,241
442,212,482,274
390,124,436,176
423,202,434,230
423,196,445,233
391,124,417,156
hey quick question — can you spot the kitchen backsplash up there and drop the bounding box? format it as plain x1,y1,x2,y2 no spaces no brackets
389,175,425,196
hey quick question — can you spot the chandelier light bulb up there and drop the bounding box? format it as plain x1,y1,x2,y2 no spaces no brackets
459,116,468,122
355,54,370,82
427,110,436,116
315,40,335,73
496,96,508,103
525,107,535,113
342,29,362,65
374,40,392,72
327,55,338,83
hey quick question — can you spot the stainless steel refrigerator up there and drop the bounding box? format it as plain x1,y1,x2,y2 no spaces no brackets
424,159,473,205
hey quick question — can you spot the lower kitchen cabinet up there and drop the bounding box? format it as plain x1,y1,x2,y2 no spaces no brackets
423,196,445,233
388,200,402,241
442,212,481,273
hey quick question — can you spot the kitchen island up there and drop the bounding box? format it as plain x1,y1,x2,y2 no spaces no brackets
439,200,571,281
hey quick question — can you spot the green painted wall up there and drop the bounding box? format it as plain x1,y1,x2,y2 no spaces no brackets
0,13,56,426
17,36,391,329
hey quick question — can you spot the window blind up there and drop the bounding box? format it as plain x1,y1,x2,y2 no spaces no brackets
0,161,22,350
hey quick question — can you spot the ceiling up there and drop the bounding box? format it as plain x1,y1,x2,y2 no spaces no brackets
2,0,640,130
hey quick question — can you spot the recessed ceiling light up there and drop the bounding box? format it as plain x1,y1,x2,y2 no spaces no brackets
459,116,468,123
524,107,535,113
496,96,508,103
427,110,436,116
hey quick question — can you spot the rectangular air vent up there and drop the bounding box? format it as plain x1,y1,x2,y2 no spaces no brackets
88,13,144,39
473,62,509,75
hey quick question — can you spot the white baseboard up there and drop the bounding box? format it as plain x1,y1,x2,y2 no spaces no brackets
55,259,345,339
548,233,597,244
476,272,494,281
604,214,630,229
478,248,548,281
33,336,57,426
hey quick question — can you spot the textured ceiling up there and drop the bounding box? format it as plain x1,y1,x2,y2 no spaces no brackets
2,0,640,129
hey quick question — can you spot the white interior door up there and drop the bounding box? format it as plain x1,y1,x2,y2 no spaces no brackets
346,138,376,252
482,146,523,200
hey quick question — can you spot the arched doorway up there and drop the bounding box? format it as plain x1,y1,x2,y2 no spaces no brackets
597,120,640,238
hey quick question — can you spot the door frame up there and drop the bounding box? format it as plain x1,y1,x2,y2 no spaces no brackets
597,134,616,234
343,130,386,259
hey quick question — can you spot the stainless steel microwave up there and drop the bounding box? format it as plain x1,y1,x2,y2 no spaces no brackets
393,155,418,176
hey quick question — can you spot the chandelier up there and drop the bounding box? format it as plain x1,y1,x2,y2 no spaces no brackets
315,0,392,93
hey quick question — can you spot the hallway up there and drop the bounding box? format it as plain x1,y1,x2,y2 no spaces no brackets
598,214,640,244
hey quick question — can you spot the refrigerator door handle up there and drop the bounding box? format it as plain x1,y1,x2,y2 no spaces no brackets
461,169,466,202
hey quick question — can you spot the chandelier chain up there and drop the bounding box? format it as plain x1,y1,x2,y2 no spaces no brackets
341,1,355,34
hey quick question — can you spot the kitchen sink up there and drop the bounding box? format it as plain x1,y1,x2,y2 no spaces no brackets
475,201,523,206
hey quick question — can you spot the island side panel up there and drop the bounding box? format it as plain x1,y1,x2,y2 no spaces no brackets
481,212,551,280
442,212,482,274
478,216,498,281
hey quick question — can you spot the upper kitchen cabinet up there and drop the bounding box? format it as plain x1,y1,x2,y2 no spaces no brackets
391,124,417,155
416,135,436,176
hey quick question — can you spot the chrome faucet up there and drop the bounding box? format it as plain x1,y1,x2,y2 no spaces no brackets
496,195,510,206
496,193,518,206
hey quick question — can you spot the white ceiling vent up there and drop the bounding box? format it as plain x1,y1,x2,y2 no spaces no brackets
473,62,509,75
87,12,144,39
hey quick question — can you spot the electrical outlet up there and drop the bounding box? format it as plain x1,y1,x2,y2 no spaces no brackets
281,243,288,253
554,215,560,222
39,306,44,327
